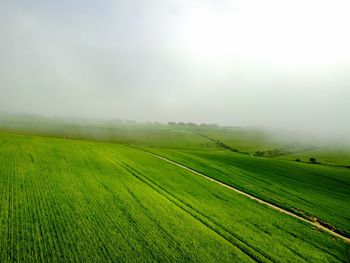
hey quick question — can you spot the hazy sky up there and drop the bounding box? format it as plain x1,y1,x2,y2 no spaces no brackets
1,0,349,136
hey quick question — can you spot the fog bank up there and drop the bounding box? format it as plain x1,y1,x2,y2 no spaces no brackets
1,0,349,139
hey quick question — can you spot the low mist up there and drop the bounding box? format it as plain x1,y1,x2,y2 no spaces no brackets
1,0,349,141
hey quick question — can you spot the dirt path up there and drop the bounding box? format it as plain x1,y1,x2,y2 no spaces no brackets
139,148,350,244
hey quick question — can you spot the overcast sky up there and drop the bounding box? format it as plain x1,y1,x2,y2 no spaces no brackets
1,0,349,137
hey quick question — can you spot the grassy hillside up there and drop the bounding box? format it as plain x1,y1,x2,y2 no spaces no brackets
0,114,219,149
0,132,349,262
277,148,350,167
197,127,350,167
144,148,350,237
1,113,349,167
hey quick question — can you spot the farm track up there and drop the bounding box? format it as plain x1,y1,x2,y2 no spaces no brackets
135,147,350,244
86,145,273,263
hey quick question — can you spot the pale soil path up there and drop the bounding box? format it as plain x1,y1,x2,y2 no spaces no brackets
137,148,350,244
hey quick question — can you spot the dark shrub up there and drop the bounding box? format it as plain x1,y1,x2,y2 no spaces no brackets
309,157,317,163
254,151,265,156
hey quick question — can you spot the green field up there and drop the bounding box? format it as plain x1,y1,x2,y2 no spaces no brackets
143,148,350,236
277,148,350,167
0,132,349,262
1,114,349,168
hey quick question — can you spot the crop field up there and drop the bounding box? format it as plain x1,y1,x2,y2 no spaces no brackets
0,132,349,262
277,148,350,167
144,148,350,237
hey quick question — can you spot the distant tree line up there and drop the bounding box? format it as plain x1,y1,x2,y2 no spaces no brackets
167,121,219,127
295,157,318,164
254,147,291,157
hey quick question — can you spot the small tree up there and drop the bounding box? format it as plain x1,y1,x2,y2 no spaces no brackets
309,157,317,163
295,158,301,162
